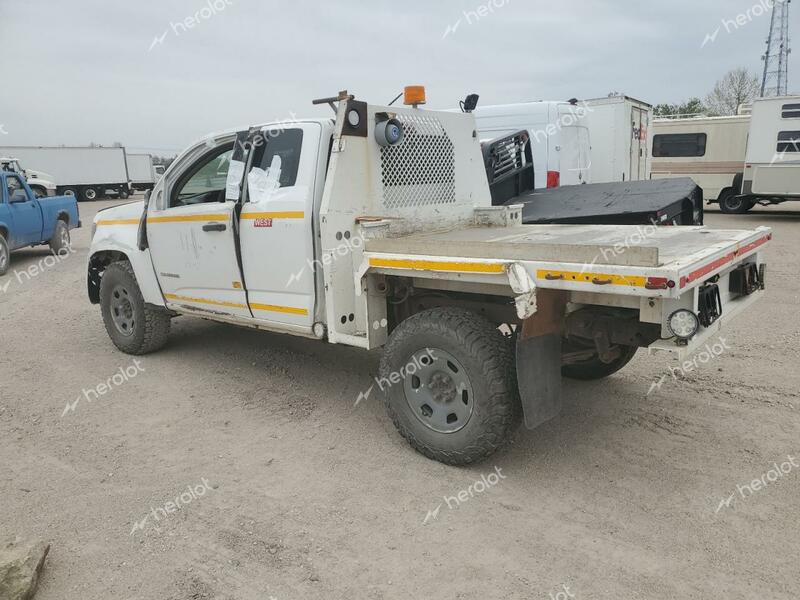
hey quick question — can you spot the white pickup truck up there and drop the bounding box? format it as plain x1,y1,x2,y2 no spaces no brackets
87,90,771,466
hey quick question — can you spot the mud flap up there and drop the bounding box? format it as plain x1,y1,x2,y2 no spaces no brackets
515,290,568,430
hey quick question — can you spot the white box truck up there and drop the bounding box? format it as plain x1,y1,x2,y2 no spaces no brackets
0,146,132,202
126,153,157,193
584,95,652,183
469,100,592,189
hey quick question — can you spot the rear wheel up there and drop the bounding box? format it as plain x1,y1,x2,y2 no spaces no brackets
719,189,752,214
380,307,522,466
81,187,100,202
0,234,9,276
49,221,70,256
61,187,79,198
562,339,638,381
100,261,171,355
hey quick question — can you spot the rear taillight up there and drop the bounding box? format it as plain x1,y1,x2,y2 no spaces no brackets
546,171,560,188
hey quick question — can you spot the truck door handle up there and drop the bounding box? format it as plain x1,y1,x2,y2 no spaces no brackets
202,223,227,232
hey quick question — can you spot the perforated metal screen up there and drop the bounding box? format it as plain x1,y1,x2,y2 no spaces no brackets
380,114,456,209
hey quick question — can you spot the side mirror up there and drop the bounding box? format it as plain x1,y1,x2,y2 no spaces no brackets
461,94,480,113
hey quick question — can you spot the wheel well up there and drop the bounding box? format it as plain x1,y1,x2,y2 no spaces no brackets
0,226,7,241
87,250,129,304
384,276,519,333
57,212,69,225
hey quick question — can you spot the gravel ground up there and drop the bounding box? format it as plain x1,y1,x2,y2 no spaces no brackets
1,198,799,600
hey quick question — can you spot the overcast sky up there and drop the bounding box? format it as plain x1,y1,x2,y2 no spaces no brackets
1,0,795,155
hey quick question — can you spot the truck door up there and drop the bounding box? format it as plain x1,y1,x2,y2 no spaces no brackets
5,175,43,246
238,124,320,328
146,141,251,319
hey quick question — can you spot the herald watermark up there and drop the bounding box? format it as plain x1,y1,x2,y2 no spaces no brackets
442,0,512,39
529,101,594,146
549,585,577,600
62,359,146,416
130,478,215,535
149,0,234,51
715,455,798,513
423,466,506,524
354,348,437,407
647,337,732,396
702,0,788,48
0,124,8,135
287,232,365,287
2,245,76,295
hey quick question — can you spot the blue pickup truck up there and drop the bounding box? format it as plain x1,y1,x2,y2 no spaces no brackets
0,171,80,276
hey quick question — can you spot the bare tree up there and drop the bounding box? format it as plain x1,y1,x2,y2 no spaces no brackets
705,68,760,116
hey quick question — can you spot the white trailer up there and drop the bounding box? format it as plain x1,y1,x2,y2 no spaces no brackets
126,154,157,192
469,101,592,188
742,95,800,206
0,146,132,202
87,89,770,466
584,95,652,183
651,115,751,213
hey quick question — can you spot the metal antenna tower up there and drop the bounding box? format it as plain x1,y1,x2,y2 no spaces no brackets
761,0,792,97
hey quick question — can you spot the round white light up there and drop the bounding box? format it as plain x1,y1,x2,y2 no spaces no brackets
347,109,361,127
667,309,700,340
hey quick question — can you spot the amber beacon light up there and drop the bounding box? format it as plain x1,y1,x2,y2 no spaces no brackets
403,85,427,106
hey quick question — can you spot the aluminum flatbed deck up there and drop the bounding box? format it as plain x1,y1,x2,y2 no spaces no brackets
364,224,773,299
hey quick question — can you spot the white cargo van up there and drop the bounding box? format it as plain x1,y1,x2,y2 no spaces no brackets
583,96,652,183
470,101,591,188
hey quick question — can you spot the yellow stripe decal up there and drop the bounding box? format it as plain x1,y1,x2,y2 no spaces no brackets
165,293,307,316
241,212,305,220
148,214,229,223
164,293,247,309
536,269,647,287
369,258,505,274
250,303,309,316
97,218,140,226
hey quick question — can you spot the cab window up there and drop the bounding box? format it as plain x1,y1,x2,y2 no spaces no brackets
170,145,233,208
6,175,28,203
250,129,303,188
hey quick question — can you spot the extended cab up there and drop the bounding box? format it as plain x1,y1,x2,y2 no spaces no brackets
0,172,80,276
87,91,771,466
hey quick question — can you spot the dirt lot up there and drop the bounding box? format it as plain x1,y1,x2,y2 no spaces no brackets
1,199,799,600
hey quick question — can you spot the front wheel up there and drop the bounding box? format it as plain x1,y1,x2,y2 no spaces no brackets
380,307,522,466
100,261,171,355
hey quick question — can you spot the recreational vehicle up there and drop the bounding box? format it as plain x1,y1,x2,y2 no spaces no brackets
470,101,591,189
651,115,750,213
741,95,800,208
583,95,652,183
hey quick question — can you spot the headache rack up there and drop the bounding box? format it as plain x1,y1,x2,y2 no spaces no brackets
482,130,535,206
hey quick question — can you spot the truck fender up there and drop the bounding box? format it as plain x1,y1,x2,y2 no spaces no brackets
515,290,569,430
87,238,164,307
